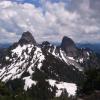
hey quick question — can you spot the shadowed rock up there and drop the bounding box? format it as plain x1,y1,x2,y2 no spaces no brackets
18,31,37,45
61,36,78,57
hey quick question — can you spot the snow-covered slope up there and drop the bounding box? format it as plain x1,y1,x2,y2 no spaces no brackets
47,79,77,97
0,44,45,81
0,43,78,96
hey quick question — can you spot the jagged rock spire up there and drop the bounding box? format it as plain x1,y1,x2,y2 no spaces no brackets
61,36,76,49
61,36,77,57
18,31,37,45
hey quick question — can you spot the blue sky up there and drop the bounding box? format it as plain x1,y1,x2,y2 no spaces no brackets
15,0,70,4
15,0,41,6
14,0,71,8
0,0,100,44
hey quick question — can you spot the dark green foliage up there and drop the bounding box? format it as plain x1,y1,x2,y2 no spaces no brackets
0,81,10,96
6,79,24,92
0,81,13,100
77,68,100,96
32,69,48,81
0,80,78,100
27,80,56,100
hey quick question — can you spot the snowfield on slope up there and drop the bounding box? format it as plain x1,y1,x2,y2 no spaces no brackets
0,44,45,82
47,79,77,97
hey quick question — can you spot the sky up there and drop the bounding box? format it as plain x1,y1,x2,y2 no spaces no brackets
0,0,100,44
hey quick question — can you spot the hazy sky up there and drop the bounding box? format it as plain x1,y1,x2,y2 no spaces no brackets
0,0,100,44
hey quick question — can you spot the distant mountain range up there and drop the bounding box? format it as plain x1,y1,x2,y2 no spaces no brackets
0,43,11,48
77,43,100,54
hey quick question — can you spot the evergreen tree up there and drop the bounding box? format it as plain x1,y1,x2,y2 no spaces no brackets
77,68,100,95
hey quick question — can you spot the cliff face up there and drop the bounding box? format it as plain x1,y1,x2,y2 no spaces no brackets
61,36,78,57
18,31,37,45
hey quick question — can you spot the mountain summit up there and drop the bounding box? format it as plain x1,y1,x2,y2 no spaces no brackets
18,31,37,45
61,36,77,57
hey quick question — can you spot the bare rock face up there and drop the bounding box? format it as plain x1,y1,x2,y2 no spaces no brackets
18,31,37,45
61,36,78,57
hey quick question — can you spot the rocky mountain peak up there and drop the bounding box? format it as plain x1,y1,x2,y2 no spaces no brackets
42,41,50,46
61,36,77,57
18,31,37,45
61,36,76,48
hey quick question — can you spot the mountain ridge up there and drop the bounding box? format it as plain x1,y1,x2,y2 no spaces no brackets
0,32,100,99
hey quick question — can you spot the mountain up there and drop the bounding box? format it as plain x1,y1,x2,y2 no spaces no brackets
0,32,100,100
77,43,100,54
61,36,78,57
18,31,37,45
0,43,11,48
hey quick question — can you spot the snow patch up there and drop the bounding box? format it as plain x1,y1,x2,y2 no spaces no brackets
79,58,84,63
5,56,9,60
67,57,75,60
37,63,42,70
47,79,77,97
23,76,37,91
87,52,90,56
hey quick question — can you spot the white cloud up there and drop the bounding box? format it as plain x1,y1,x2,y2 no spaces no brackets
0,0,100,43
